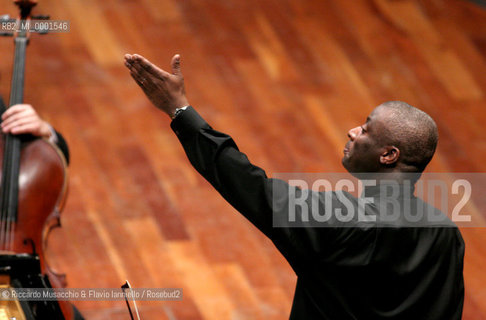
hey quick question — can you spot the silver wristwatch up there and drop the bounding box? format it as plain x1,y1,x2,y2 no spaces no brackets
172,106,189,119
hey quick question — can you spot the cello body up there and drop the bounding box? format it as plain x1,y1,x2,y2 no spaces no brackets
0,137,68,258
0,119,75,320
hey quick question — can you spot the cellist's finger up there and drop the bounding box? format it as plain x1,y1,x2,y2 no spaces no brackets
1,111,33,129
9,122,38,135
2,114,51,138
2,115,36,132
2,104,34,120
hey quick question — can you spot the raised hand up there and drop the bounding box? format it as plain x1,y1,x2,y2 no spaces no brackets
1,104,53,138
124,53,189,118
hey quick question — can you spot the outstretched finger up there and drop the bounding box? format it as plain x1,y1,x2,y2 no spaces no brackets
124,59,136,72
171,54,182,76
134,54,171,79
124,54,140,73
129,70,147,90
130,64,149,86
131,61,148,78
124,54,133,62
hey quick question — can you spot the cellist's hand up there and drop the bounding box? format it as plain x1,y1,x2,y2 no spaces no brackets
1,104,53,138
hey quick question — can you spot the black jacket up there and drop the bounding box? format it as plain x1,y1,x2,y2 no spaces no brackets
171,107,465,319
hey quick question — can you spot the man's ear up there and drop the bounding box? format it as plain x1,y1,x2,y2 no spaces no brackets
380,146,400,165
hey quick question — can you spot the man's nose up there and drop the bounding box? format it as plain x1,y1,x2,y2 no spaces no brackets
347,126,360,141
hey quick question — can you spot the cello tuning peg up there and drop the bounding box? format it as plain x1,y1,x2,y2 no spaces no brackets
31,14,50,20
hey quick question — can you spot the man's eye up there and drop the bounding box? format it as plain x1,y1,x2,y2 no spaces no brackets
361,126,367,133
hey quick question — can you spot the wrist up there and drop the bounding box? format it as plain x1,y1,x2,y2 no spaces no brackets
40,122,51,138
168,108,178,119
39,121,55,139
168,97,190,118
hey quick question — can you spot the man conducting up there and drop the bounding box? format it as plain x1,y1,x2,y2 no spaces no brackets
124,53,464,319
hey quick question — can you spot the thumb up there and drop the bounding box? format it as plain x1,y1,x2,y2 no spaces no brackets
171,54,182,76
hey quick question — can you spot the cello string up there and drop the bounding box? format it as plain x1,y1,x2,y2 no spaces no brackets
0,124,13,251
0,64,12,250
5,53,15,251
5,59,14,251
7,40,22,251
9,223,15,251
1,137,11,251
2,39,23,251
11,38,27,251
5,45,16,251
1,49,14,250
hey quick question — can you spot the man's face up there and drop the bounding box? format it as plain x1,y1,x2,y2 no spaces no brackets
342,106,391,173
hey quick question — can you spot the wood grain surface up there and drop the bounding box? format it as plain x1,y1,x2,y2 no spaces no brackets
0,0,485,319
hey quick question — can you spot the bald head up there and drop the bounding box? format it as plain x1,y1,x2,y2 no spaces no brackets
374,101,438,172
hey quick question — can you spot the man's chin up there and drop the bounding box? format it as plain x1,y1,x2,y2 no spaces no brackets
341,156,351,172
342,157,370,178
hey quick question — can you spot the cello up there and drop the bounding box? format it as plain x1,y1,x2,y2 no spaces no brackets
0,0,73,319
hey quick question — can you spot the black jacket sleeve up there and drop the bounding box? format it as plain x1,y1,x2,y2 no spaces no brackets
171,107,276,235
53,129,70,165
170,107,336,271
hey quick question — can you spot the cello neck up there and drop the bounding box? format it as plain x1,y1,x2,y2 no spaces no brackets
9,37,28,106
0,7,31,250
9,0,36,106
